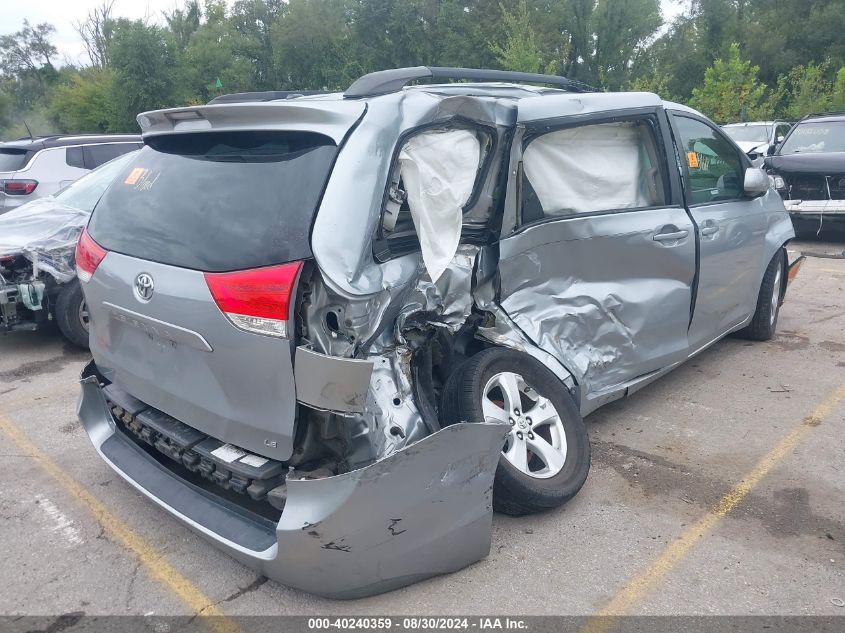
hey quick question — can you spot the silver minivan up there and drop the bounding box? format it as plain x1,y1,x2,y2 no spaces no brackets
76,67,801,598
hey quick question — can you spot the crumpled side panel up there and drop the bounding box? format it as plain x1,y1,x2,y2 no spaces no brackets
0,198,88,282
497,208,697,401
395,246,477,338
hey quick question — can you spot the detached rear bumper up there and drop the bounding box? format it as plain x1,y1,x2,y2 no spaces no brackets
78,360,509,599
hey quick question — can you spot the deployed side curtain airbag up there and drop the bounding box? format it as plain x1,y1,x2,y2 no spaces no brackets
399,129,480,282
523,122,654,216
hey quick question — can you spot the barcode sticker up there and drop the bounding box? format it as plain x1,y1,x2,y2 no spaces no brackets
211,444,247,463
240,454,269,468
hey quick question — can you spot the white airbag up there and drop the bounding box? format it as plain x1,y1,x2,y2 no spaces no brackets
399,129,480,281
523,122,653,215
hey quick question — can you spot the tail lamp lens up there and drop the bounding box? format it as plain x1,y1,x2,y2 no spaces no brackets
1,179,38,195
76,228,108,283
204,261,303,338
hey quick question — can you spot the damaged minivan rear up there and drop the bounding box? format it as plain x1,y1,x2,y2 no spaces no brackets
77,67,797,598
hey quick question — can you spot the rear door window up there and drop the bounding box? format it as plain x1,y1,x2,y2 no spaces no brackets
520,118,669,224
0,148,32,172
88,131,337,272
66,146,85,168
83,143,143,169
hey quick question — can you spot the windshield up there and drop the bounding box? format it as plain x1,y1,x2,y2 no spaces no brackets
723,125,770,144
88,131,337,272
779,121,845,154
55,151,138,212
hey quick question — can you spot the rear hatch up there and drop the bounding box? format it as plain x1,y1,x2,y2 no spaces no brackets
81,109,361,461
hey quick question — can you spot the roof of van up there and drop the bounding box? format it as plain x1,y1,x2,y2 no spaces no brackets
0,134,142,151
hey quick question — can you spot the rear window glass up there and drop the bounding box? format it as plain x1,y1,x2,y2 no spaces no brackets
83,142,142,169
0,149,31,172
722,125,770,143
88,131,337,272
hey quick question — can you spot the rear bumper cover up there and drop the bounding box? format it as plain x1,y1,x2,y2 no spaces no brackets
78,360,509,598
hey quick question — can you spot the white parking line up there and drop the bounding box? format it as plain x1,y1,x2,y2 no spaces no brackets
34,493,84,548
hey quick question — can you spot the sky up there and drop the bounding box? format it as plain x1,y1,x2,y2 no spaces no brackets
1,0,688,68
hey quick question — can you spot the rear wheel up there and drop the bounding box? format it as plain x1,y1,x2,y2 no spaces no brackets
736,250,784,341
440,348,590,515
55,280,90,349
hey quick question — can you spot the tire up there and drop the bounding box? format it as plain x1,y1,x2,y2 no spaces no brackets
440,348,590,516
736,250,785,341
55,279,90,349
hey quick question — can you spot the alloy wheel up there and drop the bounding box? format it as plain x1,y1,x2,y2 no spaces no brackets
482,371,568,479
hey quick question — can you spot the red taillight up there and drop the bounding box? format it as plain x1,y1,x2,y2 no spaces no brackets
1,179,38,195
75,228,108,283
204,261,303,338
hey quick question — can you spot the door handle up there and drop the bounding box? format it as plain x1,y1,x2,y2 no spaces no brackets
653,230,689,242
700,225,719,237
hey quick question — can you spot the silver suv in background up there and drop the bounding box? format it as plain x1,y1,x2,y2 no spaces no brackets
76,67,800,598
0,135,142,214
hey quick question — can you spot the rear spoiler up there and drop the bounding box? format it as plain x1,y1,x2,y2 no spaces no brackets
136,101,367,145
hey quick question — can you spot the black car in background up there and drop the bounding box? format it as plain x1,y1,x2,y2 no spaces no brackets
765,112,845,236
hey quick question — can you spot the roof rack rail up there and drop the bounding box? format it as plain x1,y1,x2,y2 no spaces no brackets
344,66,597,98
208,90,330,105
802,110,845,119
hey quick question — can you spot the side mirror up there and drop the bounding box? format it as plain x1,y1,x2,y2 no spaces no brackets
767,144,778,156
744,167,769,197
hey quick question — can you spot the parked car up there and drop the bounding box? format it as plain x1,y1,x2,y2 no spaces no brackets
76,67,801,599
0,151,138,347
722,120,793,165
0,134,142,214
764,112,845,235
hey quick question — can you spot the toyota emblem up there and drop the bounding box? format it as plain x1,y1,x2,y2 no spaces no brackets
134,273,155,302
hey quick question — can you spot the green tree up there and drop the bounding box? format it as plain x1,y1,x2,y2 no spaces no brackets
230,0,286,89
628,73,676,101
182,2,255,101
272,0,361,90
106,20,182,131
48,68,115,132
490,0,543,73
689,43,768,123
832,67,845,110
766,62,834,119
0,20,57,81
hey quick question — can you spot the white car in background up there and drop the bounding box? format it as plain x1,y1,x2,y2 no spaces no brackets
722,121,793,164
0,134,142,214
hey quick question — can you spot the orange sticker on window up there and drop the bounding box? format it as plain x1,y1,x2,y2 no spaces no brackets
687,151,699,169
124,167,146,185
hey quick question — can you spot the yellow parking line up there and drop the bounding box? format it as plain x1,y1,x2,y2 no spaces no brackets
0,414,242,633
583,383,845,633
